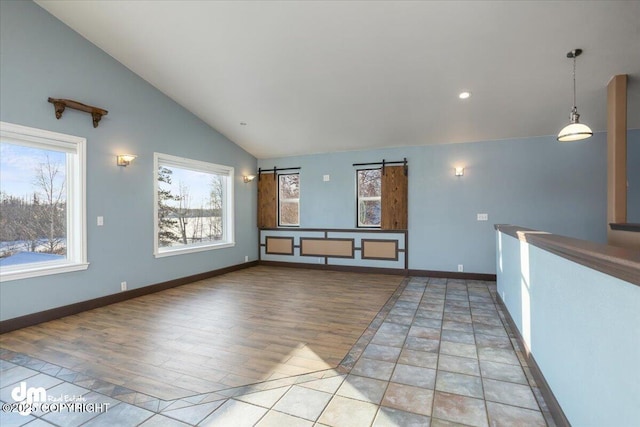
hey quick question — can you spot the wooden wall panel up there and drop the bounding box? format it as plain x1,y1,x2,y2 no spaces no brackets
265,236,294,255
362,239,398,260
300,238,354,258
381,165,408,230
258,173,277,228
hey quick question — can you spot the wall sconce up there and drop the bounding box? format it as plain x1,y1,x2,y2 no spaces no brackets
243,175,256,183
455,167,465,177
117,154,137,167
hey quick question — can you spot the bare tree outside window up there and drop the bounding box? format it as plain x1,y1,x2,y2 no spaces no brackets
357,168,381,227
209,175,224,239
278,173,299,226
175,182,192,245
0,143,67,264
35,156,66,254
155,154,233,255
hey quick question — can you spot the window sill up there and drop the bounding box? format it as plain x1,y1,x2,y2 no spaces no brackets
154,242,236,258
0,262,90,282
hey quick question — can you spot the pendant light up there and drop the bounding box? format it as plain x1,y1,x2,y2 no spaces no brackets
557,49,593,142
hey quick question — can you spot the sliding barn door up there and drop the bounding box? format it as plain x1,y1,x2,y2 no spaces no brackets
258,173,277,228
381,165,408,230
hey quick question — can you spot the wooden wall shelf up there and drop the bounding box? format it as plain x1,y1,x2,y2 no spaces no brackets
48,97,108,128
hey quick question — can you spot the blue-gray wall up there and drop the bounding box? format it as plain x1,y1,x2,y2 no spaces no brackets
496,230,640,426
259,132,612,274
628,130,640,222
0,0,258,320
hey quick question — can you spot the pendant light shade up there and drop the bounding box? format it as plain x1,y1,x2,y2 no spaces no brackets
557,49,592,142
558,108,593,142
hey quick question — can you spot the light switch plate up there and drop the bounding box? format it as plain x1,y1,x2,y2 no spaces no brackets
323,174,330,182
97,216,104,226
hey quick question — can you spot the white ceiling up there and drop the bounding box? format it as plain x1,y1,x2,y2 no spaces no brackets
36,1,640,159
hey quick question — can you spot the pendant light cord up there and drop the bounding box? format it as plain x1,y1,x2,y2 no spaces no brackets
572,51,577,110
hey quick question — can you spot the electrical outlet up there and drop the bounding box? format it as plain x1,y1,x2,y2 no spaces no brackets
97,216,104,226
323,174,330,182
458,264,464,272
477,213,488,221
120,281,127,291
244,255,249,262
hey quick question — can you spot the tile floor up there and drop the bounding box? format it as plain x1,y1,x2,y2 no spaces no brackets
0,277,556,426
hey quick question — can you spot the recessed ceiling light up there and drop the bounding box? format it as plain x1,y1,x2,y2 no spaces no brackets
459,91,471,99
240,122,247,126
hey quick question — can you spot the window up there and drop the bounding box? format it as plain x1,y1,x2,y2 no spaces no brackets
357,168,381,227
154,153,234,257
278,173,299,226
0,121,87,281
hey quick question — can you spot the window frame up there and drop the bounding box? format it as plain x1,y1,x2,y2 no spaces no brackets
356,168,382,228
153,152,235,258
0,121,88,282
277,172,300,227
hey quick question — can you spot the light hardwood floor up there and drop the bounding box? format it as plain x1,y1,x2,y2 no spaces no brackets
0,266,403,400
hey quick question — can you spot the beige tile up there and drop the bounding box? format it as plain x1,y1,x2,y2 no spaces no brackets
138,414,191,427
416,310,444,320
475,334,512,349
408,326,441,340
443,313,472,323
442,321,474,333
256,410,313,427
235,386,290,408
381,382,434,416
479,360,527,385
318,395,378,426
438,354,480,376
473,324,508,338
371,331,407,348
483,379,539,410
486,401,546,427
361,344,402,363
397,349,438,369
336,375,387,404
439,341,477,359
272,385,332,421
373,407,431,427
435,371,484,399
351,358,396,381
390,364,436,389
404,337,440,352
199,400,268,426
412,317,443,329
477,348,519,365
378,323,410,335
298,375,345,394
433,391,488,427
441,330,476,345
158,401,224,425
430,418,470,427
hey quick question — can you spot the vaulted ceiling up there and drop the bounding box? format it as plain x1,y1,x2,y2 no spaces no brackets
36,1,640,159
